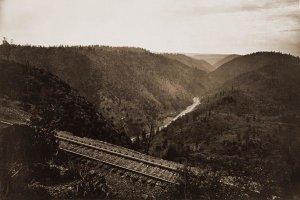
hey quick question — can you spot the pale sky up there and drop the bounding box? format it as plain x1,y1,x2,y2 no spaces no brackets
0,0,299,55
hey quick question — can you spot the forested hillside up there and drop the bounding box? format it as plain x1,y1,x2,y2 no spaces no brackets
0,59,130,146
0,59,119,198
0,45,207,136
150,52,300,198
208,52,299,87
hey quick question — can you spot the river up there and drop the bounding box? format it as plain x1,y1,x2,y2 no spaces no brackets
158,97,201,131
130,97,201,141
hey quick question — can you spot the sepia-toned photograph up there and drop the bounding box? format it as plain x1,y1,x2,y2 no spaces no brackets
0,0,299,199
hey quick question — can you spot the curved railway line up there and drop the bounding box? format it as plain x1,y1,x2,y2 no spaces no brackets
57,131,182,185
1,120,261,195
0,120,183,186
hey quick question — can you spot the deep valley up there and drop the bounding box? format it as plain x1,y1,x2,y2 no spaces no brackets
0,42,299,199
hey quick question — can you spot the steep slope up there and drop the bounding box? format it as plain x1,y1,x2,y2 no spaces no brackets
213,54,240,68
221,62,300,108
0,45,207,136
163,53,214,72
151,90,300,198
150,52,300,198
208,52,300,87
0,59,130,146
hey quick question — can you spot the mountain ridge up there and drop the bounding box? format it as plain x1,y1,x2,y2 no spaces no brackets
163,53,214,72
149,52,300,198
213,54,241,68
208,52,300,87
0,59,131,146
0,45,207,136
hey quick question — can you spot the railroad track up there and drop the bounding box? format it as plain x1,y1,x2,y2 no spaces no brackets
0,120,183,185
57,131,182,185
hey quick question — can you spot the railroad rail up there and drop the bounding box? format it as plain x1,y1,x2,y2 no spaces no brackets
0,120,14,126
57,131,182,185
0,120,183,185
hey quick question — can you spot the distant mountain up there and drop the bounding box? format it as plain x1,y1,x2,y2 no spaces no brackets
0,45,207,136
208,52,300,87
163,53,214,72
213,54,240,68
221,61,300,108
0,59,131,146
185,53,230,66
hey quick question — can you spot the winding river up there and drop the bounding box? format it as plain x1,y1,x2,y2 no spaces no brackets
158,97,201,131
130,97,201,141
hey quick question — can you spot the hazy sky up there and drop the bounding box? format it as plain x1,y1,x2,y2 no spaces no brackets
0,0,299,55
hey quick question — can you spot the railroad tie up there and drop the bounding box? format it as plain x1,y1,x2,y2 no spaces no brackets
57,134,181,185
